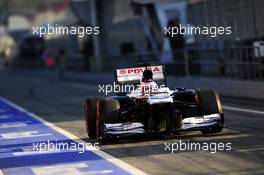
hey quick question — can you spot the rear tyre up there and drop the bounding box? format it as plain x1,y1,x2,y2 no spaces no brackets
197,90,224,134
84,97,120,140
99,97,120,123
84,97,101,139
197,90,221,115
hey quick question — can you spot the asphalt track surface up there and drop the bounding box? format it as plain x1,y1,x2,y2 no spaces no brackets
0,72,263,175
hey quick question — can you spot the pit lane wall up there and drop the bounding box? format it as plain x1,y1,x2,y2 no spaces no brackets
167,76,264,101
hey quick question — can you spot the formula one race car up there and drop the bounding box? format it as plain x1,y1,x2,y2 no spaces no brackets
84,64,224,142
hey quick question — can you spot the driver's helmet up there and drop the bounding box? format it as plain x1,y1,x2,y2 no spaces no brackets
141,69,157,94
142,69,153,82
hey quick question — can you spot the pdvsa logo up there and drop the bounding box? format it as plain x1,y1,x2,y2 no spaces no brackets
119,66,161,75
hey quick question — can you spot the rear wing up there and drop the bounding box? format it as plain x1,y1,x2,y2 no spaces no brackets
115,65,166,84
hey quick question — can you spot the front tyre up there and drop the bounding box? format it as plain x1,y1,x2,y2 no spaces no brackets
197,90,224,134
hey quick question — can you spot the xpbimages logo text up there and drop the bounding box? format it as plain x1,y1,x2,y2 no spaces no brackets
32,24,100,37
165,24,232,38
164,140,232,154
32,140,100,154
98,82,167,95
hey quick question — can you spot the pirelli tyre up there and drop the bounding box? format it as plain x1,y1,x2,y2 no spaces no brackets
197,90,224,134
84,97,100,139
99,97,120,123
84,97,120,140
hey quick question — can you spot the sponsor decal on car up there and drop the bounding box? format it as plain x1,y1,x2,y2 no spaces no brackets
116,66,164,83
118,66,161,75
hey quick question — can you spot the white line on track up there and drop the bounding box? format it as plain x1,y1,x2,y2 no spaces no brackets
0,97,147,175
223,105,264,115
237,147,264,152
0,170,4,175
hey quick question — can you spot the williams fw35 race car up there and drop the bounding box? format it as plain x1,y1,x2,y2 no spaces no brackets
84,64,224,142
